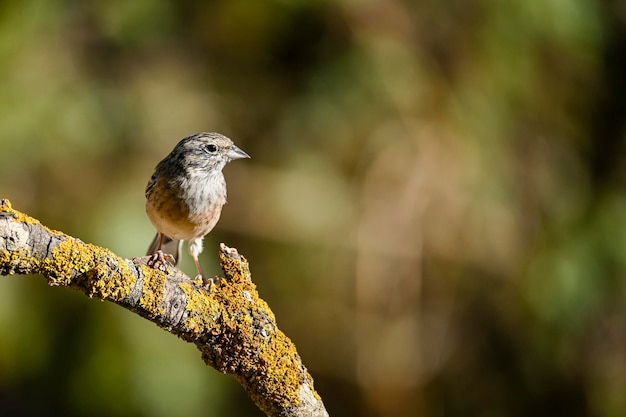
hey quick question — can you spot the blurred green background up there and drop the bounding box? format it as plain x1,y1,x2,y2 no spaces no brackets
0,0,625,416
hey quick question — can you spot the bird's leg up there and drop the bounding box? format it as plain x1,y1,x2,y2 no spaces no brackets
192,254,213,288
189,238,213,288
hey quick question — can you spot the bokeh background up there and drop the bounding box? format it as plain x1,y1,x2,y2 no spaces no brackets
0,0,625,416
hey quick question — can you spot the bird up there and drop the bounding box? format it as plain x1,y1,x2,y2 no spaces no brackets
145,132,250,286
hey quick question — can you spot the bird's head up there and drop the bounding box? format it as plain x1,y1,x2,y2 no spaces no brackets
176,132,250,172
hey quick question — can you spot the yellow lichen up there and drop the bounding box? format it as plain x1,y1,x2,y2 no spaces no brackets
179,281,219,334
0,248,37,274
88,258,135,300
0,199,43,228
195,267,307,409
41,239,93,286
40,239,136,301
219,251,252,284
138,265,166,316
253,331,304,408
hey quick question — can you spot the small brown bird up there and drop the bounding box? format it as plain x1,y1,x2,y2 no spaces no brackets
145,132,249,285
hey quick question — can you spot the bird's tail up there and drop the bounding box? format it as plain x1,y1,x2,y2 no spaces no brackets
147,233,183,266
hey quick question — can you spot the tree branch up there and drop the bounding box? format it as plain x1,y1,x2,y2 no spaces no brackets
0,199,327,417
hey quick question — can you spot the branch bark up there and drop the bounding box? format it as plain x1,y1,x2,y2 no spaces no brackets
0,199,328,417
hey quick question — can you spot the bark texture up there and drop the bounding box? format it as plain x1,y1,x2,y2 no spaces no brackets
0,199,328,417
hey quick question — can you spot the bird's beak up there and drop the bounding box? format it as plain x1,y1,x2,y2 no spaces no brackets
227,145,250,160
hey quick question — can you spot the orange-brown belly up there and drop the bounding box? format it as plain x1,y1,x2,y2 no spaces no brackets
146,185,222,240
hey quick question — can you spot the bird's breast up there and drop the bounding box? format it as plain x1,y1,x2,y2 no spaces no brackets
182,171,227,216
146,171,227,240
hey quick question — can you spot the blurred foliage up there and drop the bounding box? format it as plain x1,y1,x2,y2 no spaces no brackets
0,0,625,416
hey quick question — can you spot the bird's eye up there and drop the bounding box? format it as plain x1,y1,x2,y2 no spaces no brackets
205,144,218,153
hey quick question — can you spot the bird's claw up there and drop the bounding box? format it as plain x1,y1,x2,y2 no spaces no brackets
196,274,214,291
147,250,176,272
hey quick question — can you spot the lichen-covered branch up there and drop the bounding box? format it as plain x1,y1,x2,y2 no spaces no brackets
0,199,328,417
